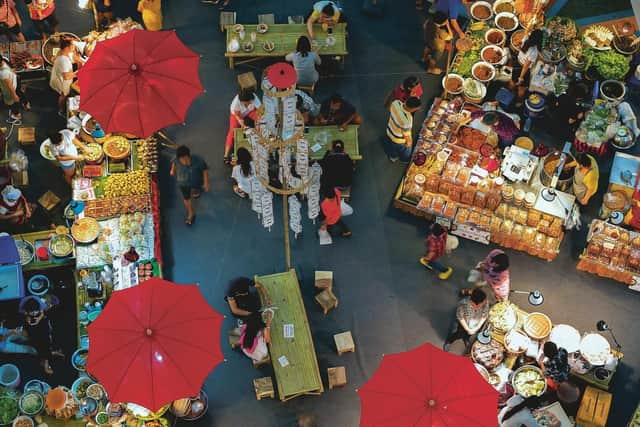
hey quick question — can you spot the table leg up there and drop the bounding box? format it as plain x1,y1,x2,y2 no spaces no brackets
228,57,235,69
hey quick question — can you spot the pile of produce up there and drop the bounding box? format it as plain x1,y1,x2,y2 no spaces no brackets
103,170,150,198
136,138,159,173
0,395,19,425
583,48,631,80
118,212,148,251
545,16,577,42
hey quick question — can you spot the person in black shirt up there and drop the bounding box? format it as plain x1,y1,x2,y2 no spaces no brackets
316,94,361,130
320,140,353,190
224,277,264,320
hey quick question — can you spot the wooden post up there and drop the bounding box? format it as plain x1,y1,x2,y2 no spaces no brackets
282,173,291,271
443,38,454,99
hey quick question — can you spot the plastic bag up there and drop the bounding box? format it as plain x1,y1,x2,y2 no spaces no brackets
8,149,28,172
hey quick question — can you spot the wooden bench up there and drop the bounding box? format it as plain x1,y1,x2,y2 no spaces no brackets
314,271,333,290
327,367,347,389
253,377,275,400
315,288,338,315
334,331,355,355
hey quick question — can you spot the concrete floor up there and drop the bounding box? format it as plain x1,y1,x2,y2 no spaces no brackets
3,1,640,426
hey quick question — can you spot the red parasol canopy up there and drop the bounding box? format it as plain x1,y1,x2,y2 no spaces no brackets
78,29,204,138
358,343,499,427
87,278,223,411
265,62,297,89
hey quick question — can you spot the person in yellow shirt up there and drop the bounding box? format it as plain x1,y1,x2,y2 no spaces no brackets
571,153,599,205
386,97,421,163
306,1,341,40
137,0,162,31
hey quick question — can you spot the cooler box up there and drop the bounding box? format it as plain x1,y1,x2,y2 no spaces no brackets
0,235,25,301
577,386,612,427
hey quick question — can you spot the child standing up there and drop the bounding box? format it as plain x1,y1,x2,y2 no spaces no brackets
419,223,453,279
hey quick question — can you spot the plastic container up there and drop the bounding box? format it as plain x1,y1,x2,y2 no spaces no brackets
0,364,20,388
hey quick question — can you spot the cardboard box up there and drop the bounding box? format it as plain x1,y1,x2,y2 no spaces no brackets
11,170,28,187
577,386,612,427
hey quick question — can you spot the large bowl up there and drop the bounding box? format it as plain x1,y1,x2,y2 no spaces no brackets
49,234,74,258
71,348,89,372
549,324,581,353
510,29,527,52
18,391,44,416
102,136,131,161
441,73,463,94
600,80,626,103
495,12,519,32
470,1,493,21
15,240,34,266
512,365,547,397
481,45,505,65
472,61,496,82
11,416,33,427
71,217,100,244
523,312,552,340
579,333,611,366
42,32,80,65
493,0,515,14
27,275,50,296
71,376,95,400
485,28,506,47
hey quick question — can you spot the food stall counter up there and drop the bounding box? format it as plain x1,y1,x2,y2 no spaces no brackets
13,230,76,272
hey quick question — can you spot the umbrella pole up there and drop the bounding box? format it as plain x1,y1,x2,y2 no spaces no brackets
282,171,292,271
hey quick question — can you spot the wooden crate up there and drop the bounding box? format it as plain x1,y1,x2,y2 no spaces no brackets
253,377,275,400
334,331,355,355
38,190,60,211
237,71,257,93
315,288,338,315
18,127,35,145
577,386,612,427
327,367,347,389
315,271,333,289
11,170,28,187
253,353,271,368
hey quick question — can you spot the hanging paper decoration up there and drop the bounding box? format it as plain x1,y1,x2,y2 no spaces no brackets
296,138,309,180
288,195,302,237
261,191,274,229
263,95,278,134
307,163,322,220
255,141,269,183
251,177,263,214
282,94,297,140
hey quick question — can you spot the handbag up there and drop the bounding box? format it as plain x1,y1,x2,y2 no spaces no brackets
340,199,353,216
445,234,459,253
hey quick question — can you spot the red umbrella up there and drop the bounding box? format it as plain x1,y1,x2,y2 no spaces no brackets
87,278,223,411
358,343,499,427
78,29,204,138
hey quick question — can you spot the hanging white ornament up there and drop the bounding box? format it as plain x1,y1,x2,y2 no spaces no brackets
288,195,302,237
251,177,263,214
261,191,274,229
296,138,309,179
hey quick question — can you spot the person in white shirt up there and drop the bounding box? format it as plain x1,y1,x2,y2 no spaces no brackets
225,90,261,165
48,129,86,184
239,312,272,362
511,29,543,100
0,55,25,124
231,147,255,198
49,38,76,117
498,395,543,427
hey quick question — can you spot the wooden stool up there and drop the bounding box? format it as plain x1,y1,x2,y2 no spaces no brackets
327,366,347,389
228,328,242,349
253,353,271,368
220,11,236,32
258,14,275,25
315,271,333,290
298,83,316,96
315,288,338,315
340,186,351,201
237,71,258,93
38,191,61,211
253,377,275,400
18,127,35,145
288,15,304,24
334,331,355,355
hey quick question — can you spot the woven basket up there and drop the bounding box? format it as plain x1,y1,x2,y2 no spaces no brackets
524,312,552,340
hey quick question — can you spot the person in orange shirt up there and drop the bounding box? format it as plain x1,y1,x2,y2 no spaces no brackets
25,0,58,40
320,186,351,238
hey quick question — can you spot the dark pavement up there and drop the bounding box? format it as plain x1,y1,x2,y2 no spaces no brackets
2,1,640,426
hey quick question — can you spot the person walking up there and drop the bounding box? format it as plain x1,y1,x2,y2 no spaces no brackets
25,0,58,40
49,38,77,117
386,96,421,163
419,223,453,279
0,55,27,124
0,0,25,42
169,145,209,226
443,288,489,352
137,0,162,31
465,249,511,301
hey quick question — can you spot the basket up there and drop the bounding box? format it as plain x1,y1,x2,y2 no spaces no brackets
523,312,552,340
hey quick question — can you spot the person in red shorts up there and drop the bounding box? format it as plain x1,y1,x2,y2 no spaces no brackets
224,90,261,166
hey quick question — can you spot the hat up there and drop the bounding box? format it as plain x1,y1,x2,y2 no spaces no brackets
481,111,499,126
1,185,21,206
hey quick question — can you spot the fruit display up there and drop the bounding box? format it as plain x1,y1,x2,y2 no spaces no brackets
102,135,131,160
488,301,517,333
512,366,546,397
136,138,159,173
103,170,150,198
83,143,103,163
137,261,155,282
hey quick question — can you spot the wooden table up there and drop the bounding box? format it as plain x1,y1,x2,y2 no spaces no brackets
234,125,361,161
255,269,323,401
225,23,348,69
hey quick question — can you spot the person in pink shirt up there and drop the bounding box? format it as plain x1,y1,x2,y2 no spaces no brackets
239,313,272,362
0,0,25,42
478,249,510,301
26,0,58,40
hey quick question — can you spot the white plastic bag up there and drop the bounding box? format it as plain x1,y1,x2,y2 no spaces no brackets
340,200,353,216
318,228,333,245
445,235,459,253
467,269,482,283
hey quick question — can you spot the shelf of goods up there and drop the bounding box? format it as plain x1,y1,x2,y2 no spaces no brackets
577,219,640,287
393,97,567,261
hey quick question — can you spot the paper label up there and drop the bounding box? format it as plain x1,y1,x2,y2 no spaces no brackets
278,355,289,367
283,324,294,338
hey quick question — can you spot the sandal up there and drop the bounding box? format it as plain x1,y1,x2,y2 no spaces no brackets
223,156,232,166
185,215,195,226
